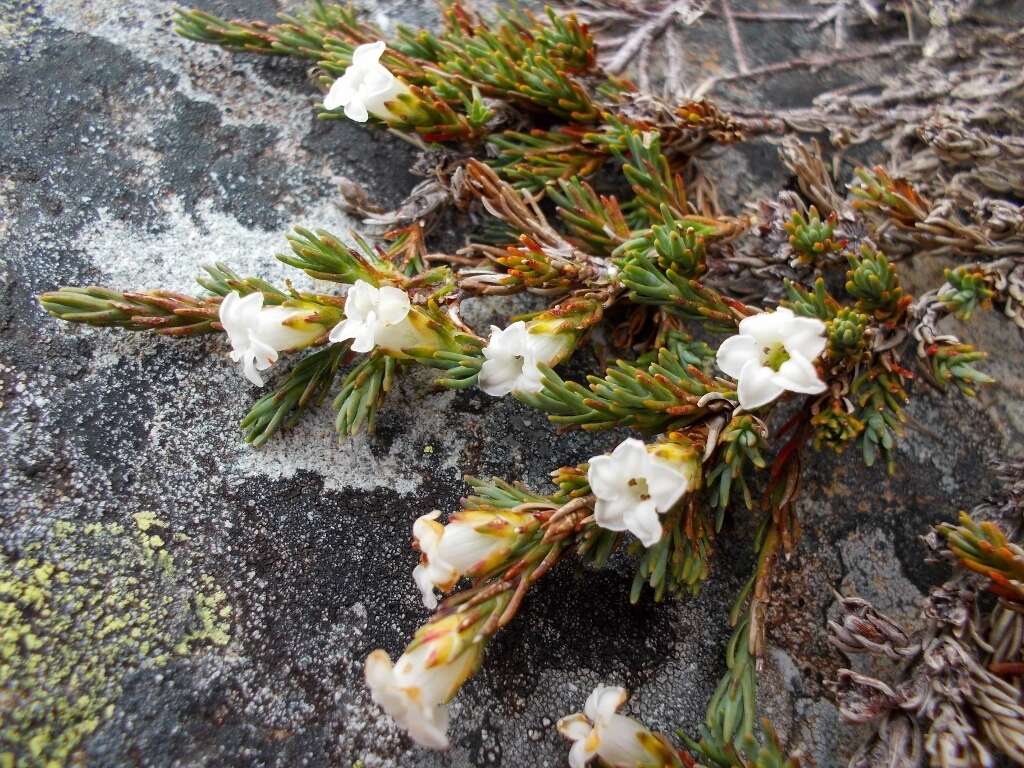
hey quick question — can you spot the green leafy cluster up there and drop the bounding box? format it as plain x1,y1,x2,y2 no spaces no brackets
940,266,995,321
178,1,608,143
430,6,602,119
546,465,623,570
37,286,222,336
641,204,710,278
784,205,844,263
38,263,288,336
811,400,865,454
826,307,870,359
849,165,929,227
489,128,606,191
548,175,630,255
333,353,398,436
630,505,713,602
851,370,908,474
531,8,596,72
174,1,372,61
281,228,401,285
938,512,1024,605
706,415,768,524
613,122,689,222
443,41,598,123
385,85,495,142
595,120,729,235
686,718,802,768
193,262,291,301
923,340,993,397
489,236,592,293
614,245,740,325
242,344,348,447
409,347,484,389
516,332,724,432
782,277,838,322
464,474,556,511
845,244,908,321
684,614,759,763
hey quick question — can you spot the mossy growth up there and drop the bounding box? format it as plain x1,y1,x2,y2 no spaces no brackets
0,514,232,767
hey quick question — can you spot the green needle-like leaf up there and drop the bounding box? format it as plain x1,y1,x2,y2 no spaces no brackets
241,344,347,447
333,353,398,436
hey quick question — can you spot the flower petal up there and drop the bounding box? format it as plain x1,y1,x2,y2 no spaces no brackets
585,686,628,723
626,499,663,547
557,713,593,742
480,326,504,360
593,497,629,532
218,291,248,348
644,459,687,512
485,321,529,358
349,312,378,353
236,291,264,316
737,359,785,410
352,40,387,66
716,333,758,379
344,281,378,320
360,65,396,99
218,290,239,324
249,335,278,370
343,99,369,122
785,317,827,360
434,646,480,703
365,649,397,691
329,317,358,345
610,438,649,481
512,353,545,394
413,563,439,610
413,512,443,555
323,79,352,111
478,356,522,397
738,308,789,345
374,317,419,352
376,286,411,326
241,354,265,387
257,307,315,351
595,714,651,766
405,710,450,751
568,736,597,768
774,353,826,394
587,454,624,501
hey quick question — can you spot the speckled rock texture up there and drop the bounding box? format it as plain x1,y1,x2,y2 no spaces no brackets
1,1,1022,766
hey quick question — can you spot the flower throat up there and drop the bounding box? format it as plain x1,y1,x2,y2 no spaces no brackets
761,342,791,371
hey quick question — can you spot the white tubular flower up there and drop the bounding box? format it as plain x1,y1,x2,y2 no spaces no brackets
558,686,676,768
412,509,540,609
587,438,697,547
716,306,827,410
412,512,458,610
478,320,568,397
364,615,479,750
329,279,413,354
323,40,409,123
219,291,322,387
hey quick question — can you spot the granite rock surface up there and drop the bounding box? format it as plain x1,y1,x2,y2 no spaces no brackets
1,1,1022,766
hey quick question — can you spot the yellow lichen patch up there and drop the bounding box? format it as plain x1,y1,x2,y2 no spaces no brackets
0,518,232,768
174,575,232,655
